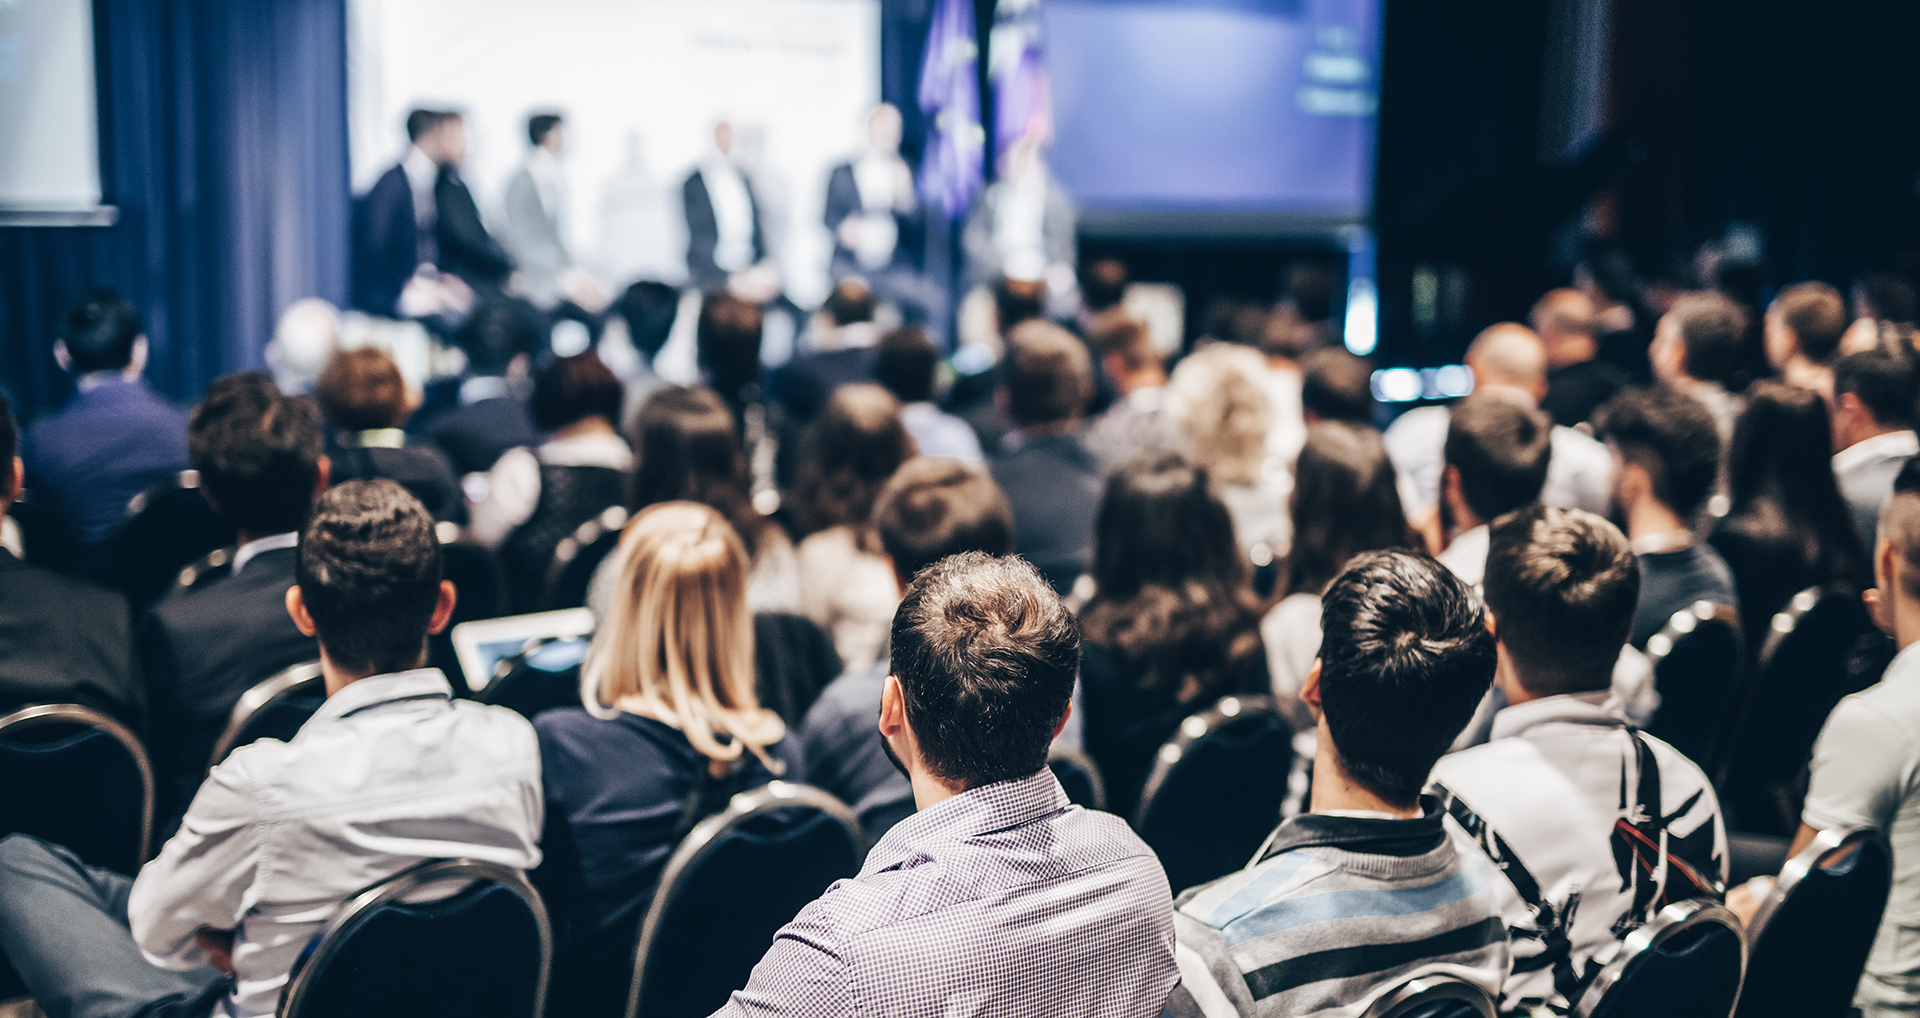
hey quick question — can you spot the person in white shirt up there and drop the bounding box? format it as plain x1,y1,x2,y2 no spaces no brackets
0,480,543,1018
1384,323,1613,528
1431,504,1727,1014
1832,351,1920,549
1432,397,1553,587
683,121,770,293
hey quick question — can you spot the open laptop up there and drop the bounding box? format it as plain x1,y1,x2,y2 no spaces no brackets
449,607,596,693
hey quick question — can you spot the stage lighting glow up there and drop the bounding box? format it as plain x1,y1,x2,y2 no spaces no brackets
1343,277,1376,355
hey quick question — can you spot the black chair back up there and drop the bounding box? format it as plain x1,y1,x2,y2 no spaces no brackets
0,704,153,875
625,782,863,1018
7,494,81,574
1135,695,1294,894
280,858,551,1018
1734,826,1891,1018
209,662,325,767
541,506,628,611
1363,975,1498,1018
1048,742,1107,810
752,612,843,727
1572,899,1746,1018
432,525,510,689
1643,602,1744,771
109,471,236,616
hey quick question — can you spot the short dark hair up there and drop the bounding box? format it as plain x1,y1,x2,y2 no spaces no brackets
1004,320,1091,426
618,281,680,361
1301,347,1375,424
61,289,142,373
824,278,875,327
876,327,939,404
1834,351,1918,427
405,109,455,143
1080,258,1129,313
527,113,563,147
1483,505,1639,697
1089,315,1157,375
789,384,915,536
1288,422,1416,595
1317,549,1495,807
890,552,1078,788
1593,385,1721,519
1668,291,1748,384
296,480,445,676
457,304,536,376
696,293,765,397
874,457,1014,579
532,352,623,432
189,373,325,535
1444,399,1553,523
1772,282,1848,363
992,276,1046,334
315,348,408,431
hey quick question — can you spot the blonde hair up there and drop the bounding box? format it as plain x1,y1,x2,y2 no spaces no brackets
1165,343,1273,487
581,501,785,769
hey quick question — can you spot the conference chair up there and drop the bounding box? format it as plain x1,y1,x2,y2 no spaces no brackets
209,661,325,766
110,470,236,616
625,782,863,1018
1362,975,1498,1018
7,489,81,574
1571,899,1746,1018
1642,601,1743,772
1733,825,1891,1018
751,612,842,727
541,505,628,611
1048,742,1107,811
1718,585,1873,834
432,522,509,691
279,858,552,1018
0,704,153,876
1135,695,1294,895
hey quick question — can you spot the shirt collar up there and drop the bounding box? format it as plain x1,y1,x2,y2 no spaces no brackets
75,371,138,394
402,146,438,195
1629,530,1694,556
231,532,300,577
1834,429,1920,474
306,668,454,727
1488,689,1624,742
860,768,1069,876
460,376,511,406
346,428,408,449
1258,796,1448,861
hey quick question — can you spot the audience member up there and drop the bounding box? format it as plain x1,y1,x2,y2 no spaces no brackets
536,501,799,1017
1084,315,1172,466
1649,290,1750,444
988,319,1103,594
0,480,541,1018
263,297,342,395
611,280,680,436
721,552,1178,1016
684,121,769,291
800,457,1015,839
778,278,881,422
1434,397,1553,586
1536,288,1625,427
697,293,789,499
622,385,800,613
501,111,583,313
1593,386,1739,647
23,289,191,548
1711,381,1868,644
1841,271,1920,360
1169,550,1507,1018
1299,346,1377,426
1383,323,1611,526
1165,343,1292,570
0,392,141,729
470,352,631,607
314,347,464,522
1832,351,1920,548
427,303,539,475
1253,308,1310,466
352,109,510,319
1765,281,1849,400
1264,422,1419,730
791,384,917,673
140,373,327,822
1078,454,1269,821
874,327,984,462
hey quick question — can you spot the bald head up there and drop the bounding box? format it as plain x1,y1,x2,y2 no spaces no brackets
1531,289,1597,369
1466,323,1549,402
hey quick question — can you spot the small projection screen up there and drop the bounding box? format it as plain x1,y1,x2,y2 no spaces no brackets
0,0,106,218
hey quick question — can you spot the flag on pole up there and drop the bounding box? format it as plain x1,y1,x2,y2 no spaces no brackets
989,0,1052,159
917,0,984,220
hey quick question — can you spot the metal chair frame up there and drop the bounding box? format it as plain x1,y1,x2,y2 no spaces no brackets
1362,974,1498,1018
543,505,629,602
1135,694,1284,830
170,543,238,595
1755,586,1824,669
624,781,862,1018
125,469,201,517
1571,898,1747,1018
0,703,155,865
1644,600,1743,663
1743,824,1887,946
209,661,325,767
278,857,552,1018
1047,741,1108,811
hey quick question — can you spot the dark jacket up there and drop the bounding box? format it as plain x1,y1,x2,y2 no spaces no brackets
0,550,142,732
682,168,765,291
426,395,540,476
350,164,423,317
327,432,467,523
823,161,923,278
989,429,1104,595
434,165,513,289
22,379,191,547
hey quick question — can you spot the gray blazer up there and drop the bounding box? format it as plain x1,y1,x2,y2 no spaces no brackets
502,165,570,308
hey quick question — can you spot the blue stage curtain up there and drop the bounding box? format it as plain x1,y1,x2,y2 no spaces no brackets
0,0,350,425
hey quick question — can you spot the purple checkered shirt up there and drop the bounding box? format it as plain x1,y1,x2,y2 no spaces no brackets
711,768,1179,1017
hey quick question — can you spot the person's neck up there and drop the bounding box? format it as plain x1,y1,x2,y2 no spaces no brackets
1625,497,1689,545
1842,418,1906,452
1310,721,1419,819
1475,383,1541,410
1894,591,1920,652
1668,373,1719,398
909,767,967,812
1117,370,1165,397
551,417,616,442
318,648,421,698
75,366,138,393
1548,339,1598,371
1783,356,1833,394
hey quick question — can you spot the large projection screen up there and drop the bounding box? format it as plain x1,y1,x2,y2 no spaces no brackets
349,0,880,306
0,0,105,219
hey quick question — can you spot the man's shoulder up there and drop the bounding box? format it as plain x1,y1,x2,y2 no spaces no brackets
804,666,887,739
0,559,128,620
1828,680,1920,750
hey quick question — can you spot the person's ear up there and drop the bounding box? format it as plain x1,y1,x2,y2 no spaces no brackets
1485,610,1499,639
1301,658,1324,719
5,457,21,502
878,674,908,739
426,579,458,636
1052,698,1073,741
52,341,72,374
314,454,332,495
286,585,318,637
128,336,149,377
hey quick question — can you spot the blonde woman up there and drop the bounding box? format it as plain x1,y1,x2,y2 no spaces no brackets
1164,342,1294,568
534,501,799,1017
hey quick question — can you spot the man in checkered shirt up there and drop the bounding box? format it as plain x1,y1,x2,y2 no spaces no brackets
713,552,1179,1016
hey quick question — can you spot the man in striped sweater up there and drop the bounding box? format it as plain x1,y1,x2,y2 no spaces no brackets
1168,549,1512,1017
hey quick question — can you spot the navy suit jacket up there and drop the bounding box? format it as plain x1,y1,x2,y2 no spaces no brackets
350,165,420,316
823,161,922,278
682,169,765,291
22,379,190,547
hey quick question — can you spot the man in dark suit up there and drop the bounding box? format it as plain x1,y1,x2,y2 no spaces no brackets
140,374,326,824
823,104,929,322
425,304,540,475
683,121,767,291
22,290,190,552
351,109,512,319
0,393,142,730
988,320,1103,595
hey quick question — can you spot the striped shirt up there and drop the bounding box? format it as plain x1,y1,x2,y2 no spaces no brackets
1169,806,1510,1018
712,768,1178,1017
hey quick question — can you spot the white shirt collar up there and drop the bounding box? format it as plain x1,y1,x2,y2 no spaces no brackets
402,146,437,195
1488,689,1624,742
1437,524,1490,586
537,431,634,471
232,531,300,577
1629,530,1695,556
1834,429,1920,475
307,668,454,726
459,376,510,406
